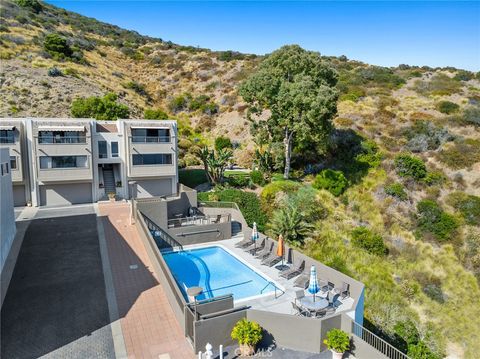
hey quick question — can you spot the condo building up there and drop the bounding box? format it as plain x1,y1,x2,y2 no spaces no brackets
0,118,178,207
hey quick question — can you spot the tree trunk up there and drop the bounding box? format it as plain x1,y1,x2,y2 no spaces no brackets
283,128,293,179
203,162,212,184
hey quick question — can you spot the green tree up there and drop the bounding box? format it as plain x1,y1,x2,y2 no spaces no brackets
71,93,130,121
43,34,73,58
312,169,348,196
144,108,168,120
196,146,232,185
268,204,313,246
240,45,338,179
214,136,233,152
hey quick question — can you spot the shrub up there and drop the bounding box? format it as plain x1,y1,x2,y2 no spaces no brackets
123,81,148,97
436,101,459,114
394,320,420,347
43,33,72,58
394,154,427,180
144,108,168,120
225,174,250,188
287,186,327,222
423,171,445,186
312,169,348,196
71,93,129,121
250,170,265,186
178,169,207,188
200,189,267,231
214,136,233,152
351,227,387,256
323,329,350,353
417,200,458,241
403,121,453,152
339,87,366,102
453,70,474,81
408,341,441,359
168,94,189,113
47,67,63,77
447,192,480,225
414,73,462,96
462,106,480,126
385,183,407,201
231,319,262,345
14,0,42,12
436,139,480,169
261,180,301,208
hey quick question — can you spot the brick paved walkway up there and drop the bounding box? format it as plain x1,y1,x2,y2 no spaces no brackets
99,202,193,359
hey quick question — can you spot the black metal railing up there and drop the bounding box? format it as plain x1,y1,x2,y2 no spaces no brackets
352,321,411,359
142,213,183,250
38,136,86,144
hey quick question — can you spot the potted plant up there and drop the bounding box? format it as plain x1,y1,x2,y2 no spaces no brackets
231,318,262,356
107,192,116,201
116,181,122,187
323,328,350,359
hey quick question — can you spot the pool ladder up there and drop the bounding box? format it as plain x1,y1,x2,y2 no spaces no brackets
261,281,285,299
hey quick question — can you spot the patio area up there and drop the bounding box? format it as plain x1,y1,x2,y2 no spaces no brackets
177,237,355,318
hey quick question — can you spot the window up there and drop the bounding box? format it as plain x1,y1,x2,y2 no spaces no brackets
131,128,170,143
111,142,119,157
38,131,86,144
10,156,17,170
1,162,8,175
0,130,15,143
98,140,107,158
39,156,88,169
132,153,172,166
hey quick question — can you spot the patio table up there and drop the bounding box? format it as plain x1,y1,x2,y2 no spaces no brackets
299,296,329,311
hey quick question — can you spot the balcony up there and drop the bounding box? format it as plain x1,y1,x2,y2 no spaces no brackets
131,136,171,143
38,135,86,144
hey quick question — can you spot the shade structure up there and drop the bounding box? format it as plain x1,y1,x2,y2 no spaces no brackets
308,265,320,301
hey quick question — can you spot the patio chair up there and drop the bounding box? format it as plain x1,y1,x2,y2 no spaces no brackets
243,239,265,254
235,237,252,248
254,242,273,259
293,272,310,289
327,281,335,291
319,280,329,295
327,292,340,308
261,253,282,267
291,302,310,317
338,282,350,299
314,309,327,319
280,260,305,279
294,289,305,304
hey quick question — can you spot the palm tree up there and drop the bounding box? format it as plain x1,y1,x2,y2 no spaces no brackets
268,204,313,246
197,146,212,184
197,146,232,184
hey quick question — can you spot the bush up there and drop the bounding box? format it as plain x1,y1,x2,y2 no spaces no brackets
394,154,427,180
323,329,350,353
250,170,265,186
447,192,480,225
231,319,262,345
168,94,189,113
414,73,462,96
436,139,480,169
71,92,129,121
462,106,480,126
436,101,459,114
123,81,148,97
43,33,72,58
404,121,453,152
453,70,474,81
214,136,232,152
287,186,327,222
312,169,348,196
408,341,440,359
200,189,267,231
261,180,301,207
178,169,207,188
144,108,168,120
385,183,407,201
394,320,420,347
14,0,42,12
47,67,63,77
225,175,250,188
351,227,387,256
423,171,445,186
417,200,458,241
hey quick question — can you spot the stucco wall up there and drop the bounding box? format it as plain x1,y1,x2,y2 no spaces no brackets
0,148,16,274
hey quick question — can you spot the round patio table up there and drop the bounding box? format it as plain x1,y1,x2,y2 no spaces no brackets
299,296,329,311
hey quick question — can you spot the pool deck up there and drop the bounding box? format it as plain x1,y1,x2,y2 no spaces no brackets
179,237,355,317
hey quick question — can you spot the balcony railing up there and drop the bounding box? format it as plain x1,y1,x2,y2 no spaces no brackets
38,136,86,144
131,136,171,143
167,214,231,228
351,321,411,359
0,136,15,144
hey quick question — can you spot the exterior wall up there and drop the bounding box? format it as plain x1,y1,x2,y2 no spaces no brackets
136,178,173,198
39,183,93,206
124,120,178,191
0,119,30,205
12,184,26,207
0,148,16,275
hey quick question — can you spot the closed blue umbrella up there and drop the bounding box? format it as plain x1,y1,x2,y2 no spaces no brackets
252,222,259,251
308,265,319,302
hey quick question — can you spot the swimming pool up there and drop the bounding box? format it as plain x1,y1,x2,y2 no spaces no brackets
163,246,277,302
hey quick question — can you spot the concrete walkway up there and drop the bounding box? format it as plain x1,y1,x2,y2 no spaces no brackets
98,202,193,359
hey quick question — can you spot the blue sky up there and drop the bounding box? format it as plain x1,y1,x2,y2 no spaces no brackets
47,1,480,70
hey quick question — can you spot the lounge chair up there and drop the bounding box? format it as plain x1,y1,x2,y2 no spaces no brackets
280,260,305,279
334,282,350,299
235,237,252,248
254,242,273,259
293,272,310,289
261,253,282,267
243,239,265,254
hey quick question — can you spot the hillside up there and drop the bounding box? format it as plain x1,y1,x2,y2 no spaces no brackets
1,1,480,358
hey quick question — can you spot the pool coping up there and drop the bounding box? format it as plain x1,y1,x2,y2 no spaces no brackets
161,242,286,305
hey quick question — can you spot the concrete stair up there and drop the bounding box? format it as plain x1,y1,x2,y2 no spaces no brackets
103,169,116,195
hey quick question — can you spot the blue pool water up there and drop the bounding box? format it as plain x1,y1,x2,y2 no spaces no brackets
163,246,276,301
